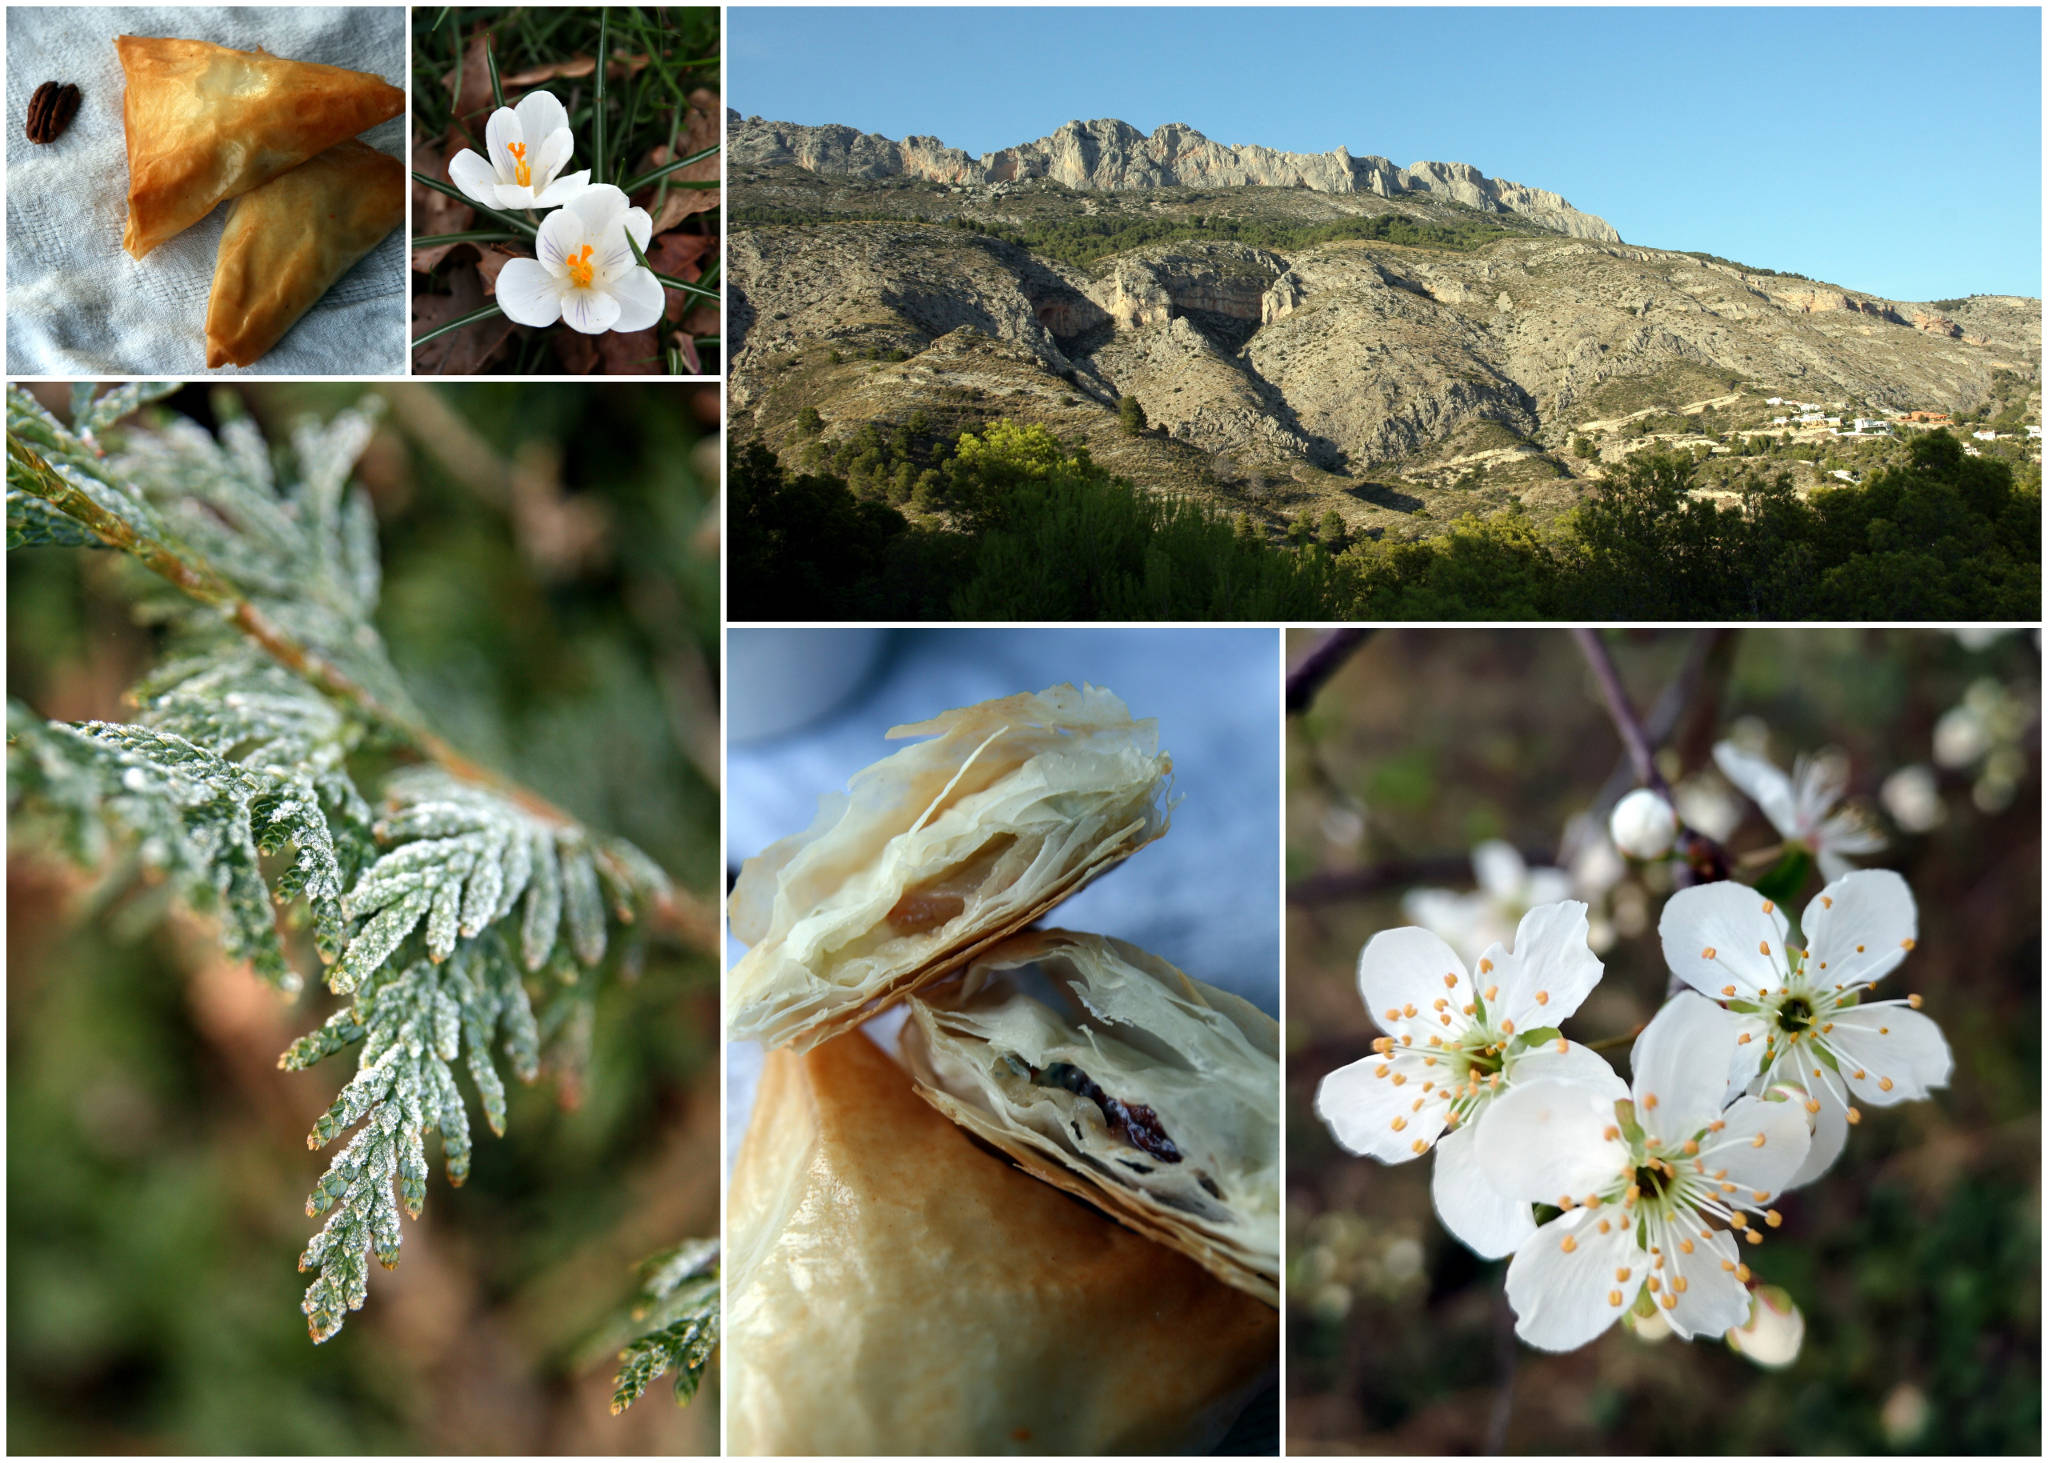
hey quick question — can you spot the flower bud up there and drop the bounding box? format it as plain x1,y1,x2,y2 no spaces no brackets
1609,788,1678,860
1726,1284,1803,1367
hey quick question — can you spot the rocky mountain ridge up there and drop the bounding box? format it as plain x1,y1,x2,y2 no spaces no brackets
730,112,1623,242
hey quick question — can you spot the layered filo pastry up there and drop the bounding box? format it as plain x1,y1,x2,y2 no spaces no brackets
727,1030,1278,1455
901,929,1280,1304
726,685,1173,1051
204,140,403,367
117,36,405,259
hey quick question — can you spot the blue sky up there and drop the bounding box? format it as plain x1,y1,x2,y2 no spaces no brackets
730,6,2042,301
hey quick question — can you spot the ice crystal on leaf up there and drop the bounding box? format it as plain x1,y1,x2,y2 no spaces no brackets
6,384,680,1347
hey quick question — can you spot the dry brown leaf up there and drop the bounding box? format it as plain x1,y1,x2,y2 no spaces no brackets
649,233,714,324
633,88,721,232
412,138,477,273
473,247,524,296
501,53,650,86
413,265,520,375
552,328,602,375
442,24,498,155
599,327,665,375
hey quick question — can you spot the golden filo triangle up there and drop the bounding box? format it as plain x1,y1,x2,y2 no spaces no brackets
116,36,405,259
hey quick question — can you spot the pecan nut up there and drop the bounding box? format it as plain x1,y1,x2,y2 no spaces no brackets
25,81,81,144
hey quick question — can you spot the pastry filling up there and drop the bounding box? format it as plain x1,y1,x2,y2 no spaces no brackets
565,243,596,289
507,140,532,188
1032,1060,1182,1164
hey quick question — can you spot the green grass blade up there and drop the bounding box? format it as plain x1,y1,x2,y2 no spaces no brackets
411,302,507,351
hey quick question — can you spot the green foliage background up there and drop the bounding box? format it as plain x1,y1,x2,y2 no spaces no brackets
7,383,721,1453
1286,629,2040,1454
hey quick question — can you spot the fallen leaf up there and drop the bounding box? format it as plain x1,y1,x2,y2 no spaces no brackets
633,88,721,232
442,23,498,155
552,329,602,375
473,247,525,296
501,53,651,86
599,327,664,375
649,233,714,323
411,138,476,273
413,265,520,375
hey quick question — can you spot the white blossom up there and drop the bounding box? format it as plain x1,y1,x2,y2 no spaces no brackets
1713,741,1885,881
1402,839,1574,967
495,185,665,336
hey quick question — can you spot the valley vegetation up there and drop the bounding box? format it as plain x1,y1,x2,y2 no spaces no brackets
730,421,2040,621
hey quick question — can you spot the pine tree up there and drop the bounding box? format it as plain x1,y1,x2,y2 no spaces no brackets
6,384,719,1389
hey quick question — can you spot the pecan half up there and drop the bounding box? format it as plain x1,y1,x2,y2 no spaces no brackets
26,81,81,144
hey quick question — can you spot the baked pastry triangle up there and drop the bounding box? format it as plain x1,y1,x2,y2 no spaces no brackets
726,1030,1278,1454
204,140,403,368
116,35,404,259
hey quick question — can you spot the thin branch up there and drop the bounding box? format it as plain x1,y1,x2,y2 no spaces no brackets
1286,629,1374,714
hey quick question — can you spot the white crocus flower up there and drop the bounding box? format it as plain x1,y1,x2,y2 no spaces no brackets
1316,901,1613,1259
1659,869,1950,1188
495,185,666,336
1712,741,1885,881
1477,993,1812,1352
448,90,591,210
1403,839,1574,967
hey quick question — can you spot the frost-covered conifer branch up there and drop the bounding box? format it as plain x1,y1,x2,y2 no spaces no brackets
6,384,709,1345
609,1240,720,1414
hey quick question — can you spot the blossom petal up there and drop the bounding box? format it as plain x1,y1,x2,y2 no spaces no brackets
1472,840,1527,900
1490,899,1603,1029
1826,1005,1951,1105
1698,1092,1812,1201
493,259,564,327
484,106,523,179
1504,1207,1647,1352
1781,1079,1849,1188
1509,1037,1626,1095
609,265,667,334
1802,868,1916,992
1357,926,1471,1039
559,285,623,335
1629,992,1738,1145
1714,742,1801,841
1475,1078,1628,1205
531,126,574,191
1432,1119,1536,1259
531,167,591,209
448,148,500,205
512,89,570,154
534,205,587,276
1656,1223,1748,1340
1314,1050,1448,1163
565,182,632,236
1659,880,1789,1001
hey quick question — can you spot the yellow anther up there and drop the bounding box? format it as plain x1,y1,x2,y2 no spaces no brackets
1759,940,1771,956
1804,1098,1820,1114
1558,1194,1576,1210
1644,1093,1659,1110
1743,1228,1763,1244
564,242,596,290
1412,1098,1425,1112
1660,1291,1678,1310
1411,1139,1426,1153
1440,1014,1452,1026
1561,1234,1578,1253
1443,972,1458,988
1682,1139,1699,1155
1391,1115,1407,1132
1822,895,1833,908
1765,1209,1783,1228
1608,1289,1624,1307
1536,990,1550,1005
507,140,532,188
1485,985,1499,1002
1846,1107,1862,1124
1721,1259,1737,1272
1736,1263,1752,1282
1907,992,1923,1007
1402,1002,1417,1018
1617,1266,1632,1282
1879,1076,1895,1092
1603,1125,1620,1142
1762,899,1774,913
1856,944,1866,953
1678,1237,1694,1254
1721,984,1737,997
1738,1032,1752,1045
1879,1026,1890,1035
1479,959,1494,976
1392,1073,1407,1087
1751,1132,1766,1147
1499,1019,1516,1035
1598,1218,1612,1234
1702,946,1717,959
1673,1276,1689,1293
1752,1190,1769,1202
1707,1121,1726,1133
1901,938,1916,952
1645,1274,1658,1291
1554,1038,1568,1054
1375,1064,1390,1078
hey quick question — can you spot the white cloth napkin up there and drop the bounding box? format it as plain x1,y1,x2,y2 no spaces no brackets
722,627,1283,1162
5,5,406,376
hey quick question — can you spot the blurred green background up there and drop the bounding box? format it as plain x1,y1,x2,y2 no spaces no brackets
7,382,722,1453
1286,629,2040,1455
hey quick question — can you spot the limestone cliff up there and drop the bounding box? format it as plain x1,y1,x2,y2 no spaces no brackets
731,112,1623,242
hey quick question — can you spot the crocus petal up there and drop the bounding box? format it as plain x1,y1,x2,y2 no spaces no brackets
448,148,501,205
1699,1092,1812,1200
1629,992,1738,1145
565,182,632,236
531,126,574,191
1504,1207,1647,1352
1432,1120,1536,1259
1714,742,1802,841
608,265,667,333
559,285,623,335
532,168,592,209
1357,926,1471,1040
1656,1224,1748,1340
492,183,538,211
1826,1005,1952,1105
1659,880,1790,1002
1490,899,1603,1030
534,205,588,276
1802,868,1916,992
1472,840,1527,900
512,89,570,153
484,106,523,180
1474,1078,1628,1205
494,259,564,327
1314,1048,1449,1163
